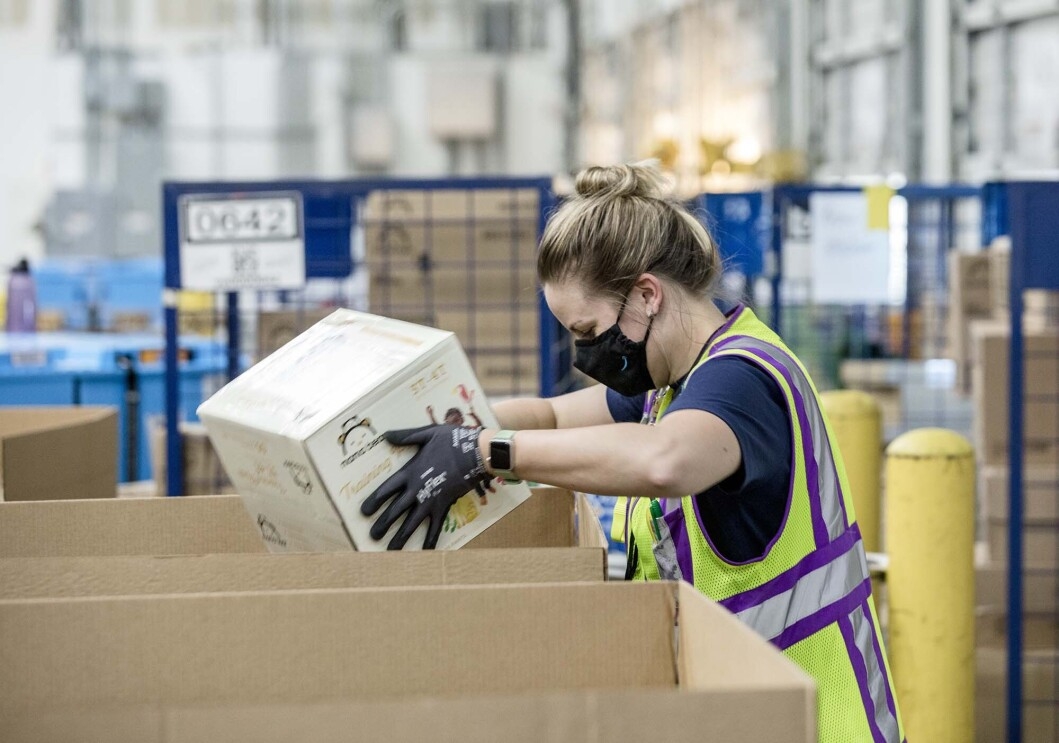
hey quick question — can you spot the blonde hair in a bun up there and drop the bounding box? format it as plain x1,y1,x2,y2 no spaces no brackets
538,161,722,302
573,161,668,200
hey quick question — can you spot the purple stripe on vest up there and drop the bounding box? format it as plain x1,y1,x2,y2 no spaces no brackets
772,577,871,650
665,506,694,584
719,523,862,614
863,597,899,726
839,613,888,743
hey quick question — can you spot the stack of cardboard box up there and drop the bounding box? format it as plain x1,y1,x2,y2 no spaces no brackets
363,188,542,396
958,242,1059,740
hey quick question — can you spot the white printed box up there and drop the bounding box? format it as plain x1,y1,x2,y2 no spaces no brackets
198,310,530,551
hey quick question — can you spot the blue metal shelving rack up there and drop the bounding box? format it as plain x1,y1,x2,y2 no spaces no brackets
161,176,563,497
989,180,1059,743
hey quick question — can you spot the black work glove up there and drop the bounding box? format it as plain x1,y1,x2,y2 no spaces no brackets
360,425,492,550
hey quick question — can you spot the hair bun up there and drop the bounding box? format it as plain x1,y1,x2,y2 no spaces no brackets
574,161,667,200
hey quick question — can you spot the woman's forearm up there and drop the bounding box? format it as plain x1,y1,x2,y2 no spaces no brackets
479,407,740,500
493,397,557,430
479,423,697,500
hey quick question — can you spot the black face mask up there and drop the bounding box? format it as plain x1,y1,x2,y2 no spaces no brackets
574,305,656,396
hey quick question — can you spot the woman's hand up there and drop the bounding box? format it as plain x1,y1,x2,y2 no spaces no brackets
360,424,493,549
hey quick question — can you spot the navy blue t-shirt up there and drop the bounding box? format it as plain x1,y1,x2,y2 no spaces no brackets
606,356,793,563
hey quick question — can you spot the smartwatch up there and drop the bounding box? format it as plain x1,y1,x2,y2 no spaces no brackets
488,430,520,483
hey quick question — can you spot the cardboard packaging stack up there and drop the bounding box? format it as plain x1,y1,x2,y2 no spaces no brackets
198,309,532,552
960,243,1059,741
363,188,542,396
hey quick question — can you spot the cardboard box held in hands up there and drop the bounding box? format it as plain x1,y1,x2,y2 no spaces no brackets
198,309,531,551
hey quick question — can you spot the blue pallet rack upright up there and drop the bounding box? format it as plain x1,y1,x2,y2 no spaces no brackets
989,180,1059,743
161,176,561,497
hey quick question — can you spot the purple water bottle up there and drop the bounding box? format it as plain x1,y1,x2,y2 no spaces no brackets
6,259,37,333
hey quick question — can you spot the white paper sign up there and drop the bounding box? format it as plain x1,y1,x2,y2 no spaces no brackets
809,192,891,304
179,193,306,291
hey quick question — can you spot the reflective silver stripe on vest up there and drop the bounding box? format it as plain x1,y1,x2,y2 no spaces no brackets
733,534,869,641
706,336,849,543
849,603,902,742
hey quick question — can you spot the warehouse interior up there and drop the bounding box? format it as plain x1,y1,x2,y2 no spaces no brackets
1,1,1058,741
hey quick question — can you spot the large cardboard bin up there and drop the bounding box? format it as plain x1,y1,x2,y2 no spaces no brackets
0,488,606,596
0,582,816,743
0,406,117,501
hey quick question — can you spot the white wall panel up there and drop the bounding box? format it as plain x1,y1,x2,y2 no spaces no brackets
165,140,216,180
960,10,1059,177
504,56,564,174
809,0,911,178
1011,15,1059,170
389,56,448,175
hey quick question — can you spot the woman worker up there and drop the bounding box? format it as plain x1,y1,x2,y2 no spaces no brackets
361,163,904,743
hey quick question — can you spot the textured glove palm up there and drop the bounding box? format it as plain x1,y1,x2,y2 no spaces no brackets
360,424,492,550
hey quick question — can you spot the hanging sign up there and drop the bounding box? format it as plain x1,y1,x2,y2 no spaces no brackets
809,192,892,304
178,192,306,291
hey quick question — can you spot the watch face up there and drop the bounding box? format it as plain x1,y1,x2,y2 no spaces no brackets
491,440,513,471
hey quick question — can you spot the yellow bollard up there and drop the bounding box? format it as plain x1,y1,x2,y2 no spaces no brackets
821,390,883,553
885,428,975,743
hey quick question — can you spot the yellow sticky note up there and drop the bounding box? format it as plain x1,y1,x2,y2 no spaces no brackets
864,184,894,231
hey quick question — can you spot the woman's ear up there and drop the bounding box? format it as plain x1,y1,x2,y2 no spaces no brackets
633,273,663,320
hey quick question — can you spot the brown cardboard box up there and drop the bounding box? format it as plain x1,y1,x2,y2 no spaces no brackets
363,187,540,223
362,189,430,221
0,407,117,502
977,605,1059,649
366,222,538,267
435,308,539,351
0,489,605,599
0,495,266,557
149,420,235,497
428,221,539,264
971,323,1059,467
369,267,538,313
257,308,334,360
948,251,994,393
0,581,816,743
977,647,1059,743
363,223,429,265
981,465,1059,521
987,519,1059,567
471,350,540,396
0,485,598,558
976,563,1059,612
430,267,539,306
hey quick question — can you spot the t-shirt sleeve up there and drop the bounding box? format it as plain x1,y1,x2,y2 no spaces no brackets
605,388,646,423
665,355,792,493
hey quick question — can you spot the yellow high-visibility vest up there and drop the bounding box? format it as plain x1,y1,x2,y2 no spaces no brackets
613,306,904,743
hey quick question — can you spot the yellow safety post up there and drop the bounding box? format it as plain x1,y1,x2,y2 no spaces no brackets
886,428,975,743
821,390,883,553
